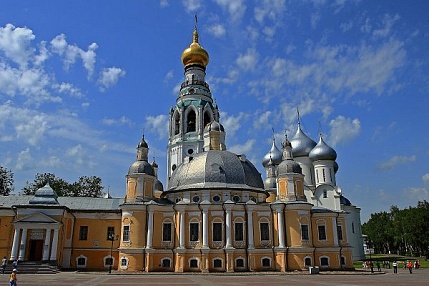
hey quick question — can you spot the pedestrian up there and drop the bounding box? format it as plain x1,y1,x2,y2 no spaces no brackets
1,257,6,274
12,260,17,270
370,261,374,273
9,269,17,286
407,260,413,274
376,261,381,272
392,261,398,274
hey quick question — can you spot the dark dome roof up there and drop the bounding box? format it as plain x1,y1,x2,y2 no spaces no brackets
128,161,155,176
154,179,164,192
204,120,225,132
277,159,302,175
137,135,148,148
333,161,339,173
290,125,317,157
309,136,337,161
262,139,282,167
340,195,351,206
167,150,264,192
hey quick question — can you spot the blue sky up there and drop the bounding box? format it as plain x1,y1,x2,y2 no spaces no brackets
1,0,428,222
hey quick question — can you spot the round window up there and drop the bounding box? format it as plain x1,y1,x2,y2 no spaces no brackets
212,195,221,202
233,195,240,203
192,195,200,203
188,148,194,154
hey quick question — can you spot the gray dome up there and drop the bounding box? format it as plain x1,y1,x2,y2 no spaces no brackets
128,161,155,176
309,136,337,161
262,139,282,167
204,120,225,132
340,195,351,206
277,159,302,175
154,179,164,192
29,183,59,205
333,161,339,173
137,135,148,148
290,125,316,157
167,150,264,192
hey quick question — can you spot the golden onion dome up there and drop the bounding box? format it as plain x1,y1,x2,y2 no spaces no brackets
181,28,209,68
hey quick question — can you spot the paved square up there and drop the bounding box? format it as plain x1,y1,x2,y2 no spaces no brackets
1,268,428,286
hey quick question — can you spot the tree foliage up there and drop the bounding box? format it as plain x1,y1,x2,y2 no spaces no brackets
363,201,429,257
22,173,104,197
0,166,14,196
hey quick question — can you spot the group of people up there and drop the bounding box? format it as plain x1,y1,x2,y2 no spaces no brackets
364,259,421,274
1,257,18,286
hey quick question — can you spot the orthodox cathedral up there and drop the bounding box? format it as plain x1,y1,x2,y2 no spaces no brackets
0,24,364,273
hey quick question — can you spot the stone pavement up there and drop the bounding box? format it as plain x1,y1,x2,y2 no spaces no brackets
1,268,428,286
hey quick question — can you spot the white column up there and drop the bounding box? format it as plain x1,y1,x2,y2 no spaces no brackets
10,227,21,260
333,217,339,246
146,208,154,249
276,206,285,248
179,211,185,248
225,208,232,248
18,228,28,261
50,229,59,261
202,207,209,248
42,229,52,261
247,207,254,249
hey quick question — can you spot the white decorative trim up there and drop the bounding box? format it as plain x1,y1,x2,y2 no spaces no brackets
261,256,272,268
212,257,223,269
319,256,330,267
103,254,115,268
76,255,87,268
120,257,129,269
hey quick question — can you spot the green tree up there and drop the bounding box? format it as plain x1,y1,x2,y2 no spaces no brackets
22,173,104,197
0,166,14,196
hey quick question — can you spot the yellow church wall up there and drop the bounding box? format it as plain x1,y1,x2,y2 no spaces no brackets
0,214,14,259
122,209,147,249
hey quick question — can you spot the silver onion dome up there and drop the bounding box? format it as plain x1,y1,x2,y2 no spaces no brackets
128,161,155,176
262,139,282,167
309,136,337,161
277,135,302,175
137,135,148,148
333,161,339,173
167,150,264,192
204,120,225,132
290,125,317,157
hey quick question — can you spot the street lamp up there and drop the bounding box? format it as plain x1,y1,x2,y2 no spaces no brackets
108,234,119,274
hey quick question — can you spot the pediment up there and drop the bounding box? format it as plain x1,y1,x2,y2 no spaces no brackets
15,212,60,224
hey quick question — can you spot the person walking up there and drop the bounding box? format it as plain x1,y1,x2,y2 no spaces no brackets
407,261,413,274
9,269,17,286
1,257,7,274
392,261,398,274
12,260,18,270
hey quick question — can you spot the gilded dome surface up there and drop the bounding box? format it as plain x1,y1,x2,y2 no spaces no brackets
167,150,264,191
309,136,337,161
290,125,317,157
181,29,209,68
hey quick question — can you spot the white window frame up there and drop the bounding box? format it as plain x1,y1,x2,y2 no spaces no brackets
162,219,173,242
161,257,172,268
76,255,87,268
120,257,129,270
189,218,200,242
233,218,245,242
261,256,271,268
235,257,246,269
189,257,199,268
320,256,330,267
103,254,115,268
259,218,271,243
212,218,223,242
304,256,312,267
122,225,130,242
212,257,223,269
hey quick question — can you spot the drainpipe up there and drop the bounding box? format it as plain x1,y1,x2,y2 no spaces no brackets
143,204,148,272
172,205,176,272
244,205,249,272
70,211,76,269
336,212,343,270
269,204,276,271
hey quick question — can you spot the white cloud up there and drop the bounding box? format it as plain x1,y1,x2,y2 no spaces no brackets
423,173,429,184
405,187,429,202
206,24,226,38
160,0,169,7
329,115,361,146
145,114,169,139
236,48,258,71
181,0,202,13
229,139,255,155
378,155,416,170
55,82,83,98
253,111,271,130
214,0,246,22
0,24,35,68
373,14,400,38
102,116,133,126
220,112,248,138
15,148,33,171
254,0,285,25
98,67,126,91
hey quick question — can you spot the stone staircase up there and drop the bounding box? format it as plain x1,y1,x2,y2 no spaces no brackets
3,261,59,274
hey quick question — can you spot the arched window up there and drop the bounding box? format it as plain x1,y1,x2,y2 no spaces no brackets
235,257,245,269
259,218,270,242
120,257,129,269
213,258,223,269
189,258,199,268
304,257,312,267
341,256,346,266
261,257,271,268
103,254,114,268
320,256,329,267
161,257,172,268
162,219,173,242
186,109,196,132
203,110,211,128
174,112,180,135
76,255,87,268
189,218,199,242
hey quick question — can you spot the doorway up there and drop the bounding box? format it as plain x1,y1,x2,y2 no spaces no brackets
29,239,44,261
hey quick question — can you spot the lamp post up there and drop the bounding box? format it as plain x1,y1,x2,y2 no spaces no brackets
108,234,118,274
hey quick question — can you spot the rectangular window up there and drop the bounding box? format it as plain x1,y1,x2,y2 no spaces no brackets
107,227,115,240
235,222,244,241
301,224,309,240
79,226,88,240
337,225,343,241
213,222,222,241
162,222,172,242
318,225,327,240
190,222,199,241
123,225,130,242
260,222,269,241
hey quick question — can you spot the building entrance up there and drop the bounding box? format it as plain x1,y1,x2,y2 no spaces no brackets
29,239,43,261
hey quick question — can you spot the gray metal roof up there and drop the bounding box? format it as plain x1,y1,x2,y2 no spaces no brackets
0,195,123,211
